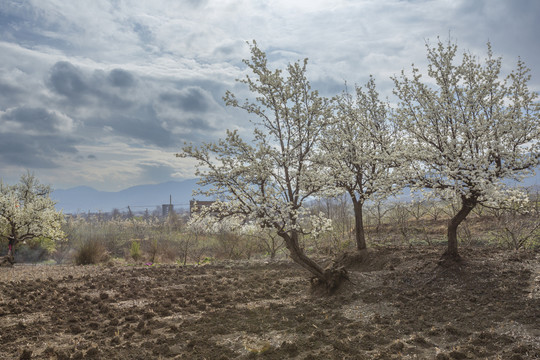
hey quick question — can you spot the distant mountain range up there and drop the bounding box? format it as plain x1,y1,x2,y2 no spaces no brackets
51,179,210,214
52,170,539,214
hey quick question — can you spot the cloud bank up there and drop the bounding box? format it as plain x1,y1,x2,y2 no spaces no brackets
0,0,538,190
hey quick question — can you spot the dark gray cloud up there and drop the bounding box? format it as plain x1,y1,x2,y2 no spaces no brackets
48,61,89,101
2,106,69,132
0,132,78,168
172,78,229,101
48,61,135,95
183,117,215,132
115,117,176,147
91,104,176,147
158,87,215,113
107,69,136,88
0,105,78,168
152,86,224,142
47,61,138,110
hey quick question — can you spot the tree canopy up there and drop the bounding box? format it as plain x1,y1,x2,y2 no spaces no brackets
0,172,65,263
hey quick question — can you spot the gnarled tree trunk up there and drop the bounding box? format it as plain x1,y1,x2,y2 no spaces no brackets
445,196,477,259
279,230,348,293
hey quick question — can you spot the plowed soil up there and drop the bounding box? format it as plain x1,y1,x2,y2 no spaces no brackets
0,246,539,359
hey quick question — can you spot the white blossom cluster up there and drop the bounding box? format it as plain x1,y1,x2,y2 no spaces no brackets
65,214,164,234
323,76,404,203
481,187,530,212
0,173,65,252
393,40,539,211
181,42,334,245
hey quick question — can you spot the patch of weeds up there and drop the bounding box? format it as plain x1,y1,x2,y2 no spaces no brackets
75,240,107,265
130,241,141,261
201,256,214,264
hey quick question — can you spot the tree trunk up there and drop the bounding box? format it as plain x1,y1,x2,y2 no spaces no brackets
352,199,367,250
445,196,476,259
281,231,325,277
6,236,15,263
279,230,347,293
1,237,15,267
269,246,276,260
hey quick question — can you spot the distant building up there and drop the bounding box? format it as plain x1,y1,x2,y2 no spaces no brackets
162,204,174,218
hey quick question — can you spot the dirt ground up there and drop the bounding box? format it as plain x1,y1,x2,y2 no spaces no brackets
0,246,539,359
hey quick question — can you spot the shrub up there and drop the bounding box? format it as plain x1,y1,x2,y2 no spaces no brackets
75,239,106,265
147,238,159,263
130,241,141,261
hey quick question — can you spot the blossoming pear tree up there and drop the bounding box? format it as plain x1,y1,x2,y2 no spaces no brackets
323,77,403,250
180,42,347,290
393,39,540,259
0,173,65,265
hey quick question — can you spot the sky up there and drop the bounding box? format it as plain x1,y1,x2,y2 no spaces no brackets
0,0,539,191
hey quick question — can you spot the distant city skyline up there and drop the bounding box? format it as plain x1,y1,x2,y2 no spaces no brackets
1,0,539,191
